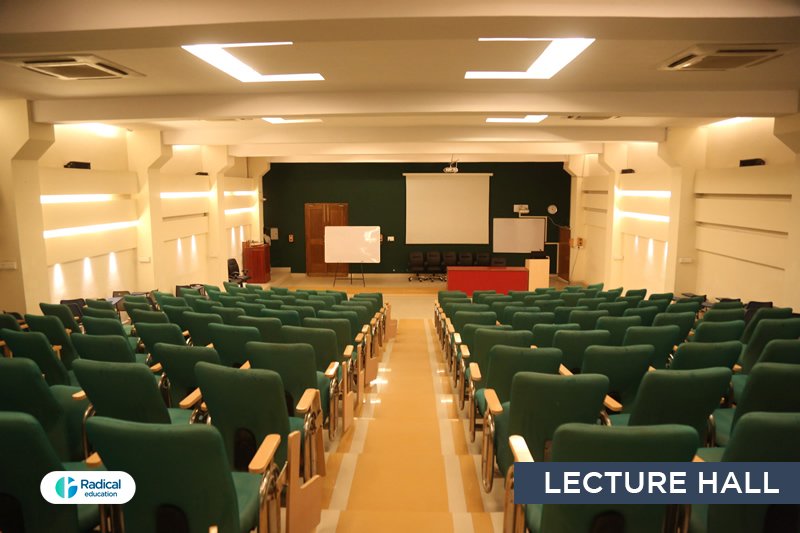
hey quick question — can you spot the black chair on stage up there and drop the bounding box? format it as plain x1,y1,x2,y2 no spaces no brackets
425,251,445,281
458,252,474,266
227,258,250,286
408,252,427,281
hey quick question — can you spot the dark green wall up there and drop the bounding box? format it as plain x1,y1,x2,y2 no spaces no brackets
263,162,570,273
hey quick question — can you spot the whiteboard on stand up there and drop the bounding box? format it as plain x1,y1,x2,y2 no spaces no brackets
492,218,547,253
325,226,381,264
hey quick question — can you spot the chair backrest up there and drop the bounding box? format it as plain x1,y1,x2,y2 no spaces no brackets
442,251,458,266
740,317,800,373
638,299,671,314
81,306,119,320
489,300,522,318
490,256,506,267
582,344,653,406
553,329,612,372
595,315,642,346
622,325,682,368
209,305,245,325
531,323,581,348
452,311,497,333
281,325,340,372
627,367,731,439
317,310,360,338
161,305,192,330
24,314,78,369
542,423,698,533
85,298,116,311
425,250,443,268
409,251,424,267
218,294,245,307
195,363,292,469
0,412,83,533
623,305,659,326
509,372,609,461
157,295,188,309
666,301,701,314
308,294,338,308
445,302,490,319
648,292,673,301
554,306,588,324
457,252,474,266
743,300,775,325
281,304,316,321
81,315,126,337
586,282,604,291
136,323,185,358
234,315,283,342
129,308,168,324
733,363,800,430
502,306,541,325
460,323,510,349
0,312,22,332
87,416,243,532
702,308,746,322
39,302,81,332
255,298,284,310
511,311,555,332
596,301,629,317
72,333,136,363
227,258,242,276
568,309,609,330
536,299,567,313
508,291,536,302
711,300,743,310
261,307,302,326
692,320,745,343
669,340,743,370
208,323,262,367
294,299,326,314
246,342,318,416
652,311,695,342
472,329,534,371
759,339,800,365
183,311,224,346
560,292,586,307
303,317,352,354
72,359,170,423
154,344,220,406
484,346,561,403
475,251,490,266
0,329,71,386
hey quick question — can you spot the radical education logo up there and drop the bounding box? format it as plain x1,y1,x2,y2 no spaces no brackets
41,471,135,505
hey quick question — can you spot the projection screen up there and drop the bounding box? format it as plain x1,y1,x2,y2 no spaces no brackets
404,173,491,244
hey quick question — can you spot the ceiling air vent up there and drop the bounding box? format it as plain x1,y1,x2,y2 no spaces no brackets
660,44,796,71
566,115,618,121
5,55,142,80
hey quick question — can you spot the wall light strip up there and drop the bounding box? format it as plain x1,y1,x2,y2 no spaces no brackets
44,220,138,239
40,194,114,204
182,43,324,83
486,114,548,124
262,117,323,124
617,190,671,198
618,211,670,223
225,206,256,215
466,38,595,80
160,191,210,199
224,190,258,197
709,117,753,127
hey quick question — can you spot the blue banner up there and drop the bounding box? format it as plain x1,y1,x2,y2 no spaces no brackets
515,462,800,504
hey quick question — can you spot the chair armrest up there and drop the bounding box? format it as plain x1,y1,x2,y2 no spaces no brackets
361,325,369,335
240,360,251,369
558,364,573,376
295,388,320,415
509,435,534,463
447,321,455,335
86,452,103,467
453,333,462,345
52,345,62,358
648,366,656,372
733,363,742,373
604,395,623,412
496,321,501,326
355,333,365,343
485,388,503,415
65,328,72,335
248,434,281,474
469,362,482,382
343,345,354,358
183,330,191,338
461,345,471,359
149,362,163,373
72,390,87,401
370,318,377,327
206,343,214,348
179,388,203,409
692,455,704,462
324,361,340,379
530,344,538,349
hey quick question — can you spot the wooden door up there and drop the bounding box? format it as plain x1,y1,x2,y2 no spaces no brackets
558,227,571,282
304,203,349,276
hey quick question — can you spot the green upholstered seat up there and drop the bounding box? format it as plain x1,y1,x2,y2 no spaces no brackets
575,297,605,310
740,307,793,344
553,306,587,324
25,314,79,369
0,329,77,386
508,291,536,302
218,294,245,307
472,290,498,304
710,300,743,310
501,306,541,325
254,298,285,310
188,297,219,313
318,310,361,340
625,288,647,298
183,311,224,347
670,340,742,370
72,333,148,365
739,318,800,374
552,329,612,373
210,305,246,325
610,367,731,442
586,282,604,291
156,295,188,309
261,307,301,326
648,292,673,301
129,308,168,324
81,306,118,319
85,298,116,311
234,315,283,342
638,298,670,313
568,309,609,330
123,294,150,305
294,298,327,313
0,412,99,533
581,344,652,407
39,302,81,333
511,312,555,332
123,300,152,314
281,304,316,321
87,415,259,533
526,423,697,533
162,304,192,330
623,324,682,369
208,323,262,367
489,300,522,319
269,286,290,295
653,311,696,343
177,287,202,297
0,358,88,461
269,294,297,305
623,305,659,326
136,323,186,361
303,317,353,357
616,295,643,308
535,299,567,313
701,308,746,323
438,290,468,300
597,300,629,317
281,325,341,373
231,301,266,317
692,320,745,343
595,315,641,346
560,292,588,307
666,301,701,314
154,343,220,407
0,312,22,332
530,323,580,348
452,311,497,333
307,294,337,309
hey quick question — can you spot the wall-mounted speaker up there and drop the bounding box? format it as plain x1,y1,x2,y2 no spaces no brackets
620,168,636,174
739,158,765,167
64,161,91,169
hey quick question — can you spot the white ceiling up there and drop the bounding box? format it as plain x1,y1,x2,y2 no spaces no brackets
1,0,798,161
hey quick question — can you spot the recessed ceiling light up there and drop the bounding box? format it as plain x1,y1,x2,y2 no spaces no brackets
262,117,323,124
709,117,753,127
486,115,548,124
182,42,324,83
466,38,595,80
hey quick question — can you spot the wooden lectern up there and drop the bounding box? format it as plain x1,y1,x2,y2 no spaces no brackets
242,242,271,283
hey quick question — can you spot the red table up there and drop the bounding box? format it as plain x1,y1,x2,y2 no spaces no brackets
446,266,529,296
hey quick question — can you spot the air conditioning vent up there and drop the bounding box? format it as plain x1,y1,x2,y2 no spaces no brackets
4,55,142,80
661,44,796,71
566,115,619,121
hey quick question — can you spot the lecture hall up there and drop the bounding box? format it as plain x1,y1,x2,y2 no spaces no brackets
1,2,799,532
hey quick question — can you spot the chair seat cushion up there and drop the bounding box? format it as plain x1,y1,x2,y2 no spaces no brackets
127,336,140,353
695,447,725,462
731,374,748,404
494,401,513,475
475,387,487,416
689,503,709,533
608,413,631,427
315,371,331,421
713,407,735,447
525,503,544,533
289,416,304,436
68,370,80,387
134,353,149,365
167,408,193,425
231,471,261,533
123,324,134,336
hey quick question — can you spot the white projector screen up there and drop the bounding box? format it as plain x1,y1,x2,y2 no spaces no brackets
405,173,491,244
493,218,547,253
324,226,381,264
